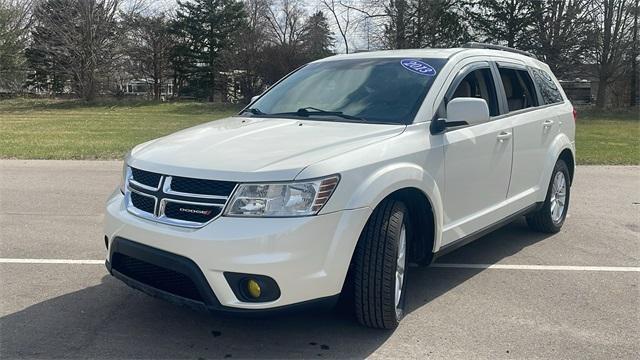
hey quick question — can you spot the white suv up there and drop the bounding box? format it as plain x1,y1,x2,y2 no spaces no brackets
105,44,575,329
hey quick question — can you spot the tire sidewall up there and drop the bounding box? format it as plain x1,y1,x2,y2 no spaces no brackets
352,199,411,329
546,161,571,230
395,207,410,322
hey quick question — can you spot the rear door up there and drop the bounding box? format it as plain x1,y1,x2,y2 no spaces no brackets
439,61,513,245
496,63,560,199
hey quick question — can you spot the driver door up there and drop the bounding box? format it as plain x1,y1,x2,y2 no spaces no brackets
440,62,513,246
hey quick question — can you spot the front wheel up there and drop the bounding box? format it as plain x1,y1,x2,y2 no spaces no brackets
353,199,409,329
527,159,571,233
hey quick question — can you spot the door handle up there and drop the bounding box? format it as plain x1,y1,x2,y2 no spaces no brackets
497,131,512,142
543,119,555,127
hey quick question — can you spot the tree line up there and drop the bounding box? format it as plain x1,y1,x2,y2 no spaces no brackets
0,0,638,109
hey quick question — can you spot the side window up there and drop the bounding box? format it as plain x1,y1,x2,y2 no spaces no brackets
450,68,499,117
498,68,538,112
532,68,563,104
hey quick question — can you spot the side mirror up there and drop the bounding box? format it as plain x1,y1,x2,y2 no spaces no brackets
430,97,490,134
447,97,490,125
250,95,260,104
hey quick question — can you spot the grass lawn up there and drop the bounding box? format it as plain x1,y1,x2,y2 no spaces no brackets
0,98,638,164
575,110,639,165
0,99,241,159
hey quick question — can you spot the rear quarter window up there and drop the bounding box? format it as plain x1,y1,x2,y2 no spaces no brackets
532,68,563,105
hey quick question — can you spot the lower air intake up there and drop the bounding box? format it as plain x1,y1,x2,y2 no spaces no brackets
111,252,202,302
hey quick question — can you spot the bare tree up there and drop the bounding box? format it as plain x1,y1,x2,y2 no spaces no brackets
531,0,594,77
28,0,121,100
123,13,173,100
340,0,469,49
260,0,307,83
338,0,401,49
119,0,149,17
588,0,635,108
264,0,307,47
222,0,272,100
322,0,353,53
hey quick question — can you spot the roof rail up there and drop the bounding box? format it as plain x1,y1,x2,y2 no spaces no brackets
462,42,537,59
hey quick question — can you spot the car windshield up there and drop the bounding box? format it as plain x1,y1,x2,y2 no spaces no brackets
241,58,448,125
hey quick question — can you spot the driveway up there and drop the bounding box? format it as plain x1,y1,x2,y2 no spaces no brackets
1,161,638,359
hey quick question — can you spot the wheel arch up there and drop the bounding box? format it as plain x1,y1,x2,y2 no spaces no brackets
338,183,440,314
558,147,575,185
386,187,438,265
344,162,444,255
343,165,443,265
539,134,575,200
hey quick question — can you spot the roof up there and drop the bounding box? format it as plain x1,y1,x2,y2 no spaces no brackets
315,48,465,62
315,47,550,70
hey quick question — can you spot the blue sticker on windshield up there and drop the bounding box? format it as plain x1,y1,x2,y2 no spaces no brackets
400,59,437,76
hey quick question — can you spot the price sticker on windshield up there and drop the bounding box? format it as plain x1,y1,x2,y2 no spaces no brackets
400,59,437,76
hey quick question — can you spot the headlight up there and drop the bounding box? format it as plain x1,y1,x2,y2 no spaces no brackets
225,175,340,217
119,152,131,194
119,164,129,194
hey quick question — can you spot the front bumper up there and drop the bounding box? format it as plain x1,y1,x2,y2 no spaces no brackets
104,191,371,310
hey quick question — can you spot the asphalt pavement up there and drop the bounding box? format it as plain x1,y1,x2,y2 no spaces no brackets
0,160,638,359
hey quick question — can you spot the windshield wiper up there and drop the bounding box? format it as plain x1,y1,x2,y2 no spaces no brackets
271,107,365,121
242,107,267,116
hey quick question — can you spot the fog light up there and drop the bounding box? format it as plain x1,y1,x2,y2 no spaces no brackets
224,272,280,302
246,279,261,298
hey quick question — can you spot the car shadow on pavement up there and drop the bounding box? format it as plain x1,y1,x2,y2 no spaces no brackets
405,218,555,314
0,219,553,359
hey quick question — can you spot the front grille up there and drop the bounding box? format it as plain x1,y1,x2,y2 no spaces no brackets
130,192,155,214
131,168,162,188
164,202,222,223
111,252,202,301
124,167,236,227
171,176,236,197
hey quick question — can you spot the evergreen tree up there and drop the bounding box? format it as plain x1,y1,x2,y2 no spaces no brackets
384,0,471,49
301,11,335,60
466,0,537,49
172,0,246,101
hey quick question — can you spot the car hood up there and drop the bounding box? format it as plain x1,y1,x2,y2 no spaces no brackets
128,116,405,181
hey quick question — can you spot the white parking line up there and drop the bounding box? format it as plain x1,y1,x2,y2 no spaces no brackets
1,258,639,272
431,263,640,272
0,258,104,265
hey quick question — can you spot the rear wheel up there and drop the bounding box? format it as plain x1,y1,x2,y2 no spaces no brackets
354,199,409,329
527,159,571,233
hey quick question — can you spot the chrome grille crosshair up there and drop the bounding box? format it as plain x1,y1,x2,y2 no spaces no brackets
124,167,238,228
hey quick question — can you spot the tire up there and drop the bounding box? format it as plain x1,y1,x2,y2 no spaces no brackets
526,159,571,233
354,199,409,329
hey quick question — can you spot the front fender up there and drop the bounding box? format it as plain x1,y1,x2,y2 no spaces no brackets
538,133,575,201
343,162,444,252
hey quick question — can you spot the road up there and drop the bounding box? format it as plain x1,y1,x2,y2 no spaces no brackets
1,160,639,359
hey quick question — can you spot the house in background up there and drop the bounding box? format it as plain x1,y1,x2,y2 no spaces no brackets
560,79,593,105
557,60,639,108
121,79,173,100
